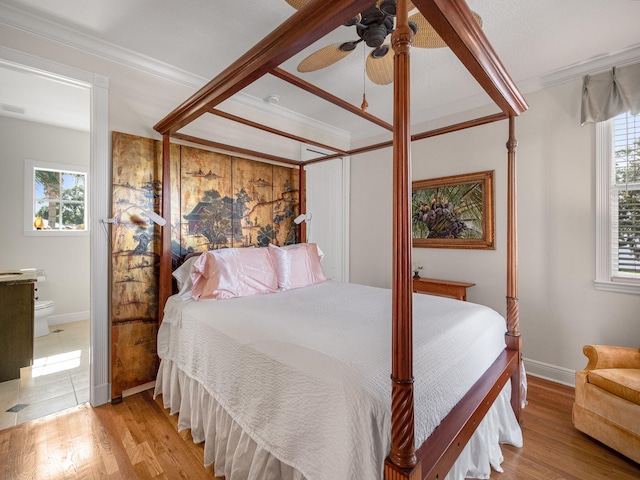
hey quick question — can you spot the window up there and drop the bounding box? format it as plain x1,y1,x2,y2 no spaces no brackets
24,160,89,235
595,112,640,293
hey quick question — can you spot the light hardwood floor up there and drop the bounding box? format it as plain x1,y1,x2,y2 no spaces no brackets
0,376,638,479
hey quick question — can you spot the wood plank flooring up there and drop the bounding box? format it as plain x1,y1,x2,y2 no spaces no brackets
0,375,638,479
497,376,640,479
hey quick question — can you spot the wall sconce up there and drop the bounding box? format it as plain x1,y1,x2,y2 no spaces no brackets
294,213,312,225
104,207,166,227
139,209,166,226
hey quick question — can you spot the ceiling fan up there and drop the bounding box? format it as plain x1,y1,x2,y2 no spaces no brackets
285,0,482,86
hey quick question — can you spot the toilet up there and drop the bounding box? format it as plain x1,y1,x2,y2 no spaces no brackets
34,274,54,337
34,300,54,337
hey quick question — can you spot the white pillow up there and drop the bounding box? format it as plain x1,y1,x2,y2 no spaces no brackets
268,243,326,290
278,242,324,259
172,255,200,299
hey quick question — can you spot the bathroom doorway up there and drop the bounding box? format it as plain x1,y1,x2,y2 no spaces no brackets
0,48,109,429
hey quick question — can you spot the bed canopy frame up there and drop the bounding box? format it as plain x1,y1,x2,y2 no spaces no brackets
153,1,528,478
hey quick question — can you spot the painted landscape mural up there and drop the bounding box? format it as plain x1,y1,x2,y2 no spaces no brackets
111,132,299,399
176,146,299,257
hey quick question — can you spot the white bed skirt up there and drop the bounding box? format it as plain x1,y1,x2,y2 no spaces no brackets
154,359,522,480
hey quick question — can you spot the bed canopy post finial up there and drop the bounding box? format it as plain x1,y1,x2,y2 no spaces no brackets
385,0,421,478
505,115,522,420
158,134,173,325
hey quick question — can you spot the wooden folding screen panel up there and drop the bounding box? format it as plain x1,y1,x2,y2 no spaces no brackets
111,132,170,400
111,132,299,400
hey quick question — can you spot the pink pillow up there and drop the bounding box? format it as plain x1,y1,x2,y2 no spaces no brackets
191,248,278,300
268,243,326,290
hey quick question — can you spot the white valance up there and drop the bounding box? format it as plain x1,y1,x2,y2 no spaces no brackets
581,62,640,125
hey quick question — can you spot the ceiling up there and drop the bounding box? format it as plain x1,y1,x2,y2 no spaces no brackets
1,0,640,141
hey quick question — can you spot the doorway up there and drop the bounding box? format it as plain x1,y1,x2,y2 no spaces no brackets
0,47,110,426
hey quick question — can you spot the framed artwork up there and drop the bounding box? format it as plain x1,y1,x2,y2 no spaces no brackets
412,170,494,249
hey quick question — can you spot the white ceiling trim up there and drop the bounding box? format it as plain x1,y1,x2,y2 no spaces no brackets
0,3,350,145
0,3,204,88
0,44,106,88
3,3,640,145
229,93,351,145
539,44,640,88
394,44,640,143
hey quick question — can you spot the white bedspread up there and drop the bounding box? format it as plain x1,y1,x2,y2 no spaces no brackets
157,280,515,480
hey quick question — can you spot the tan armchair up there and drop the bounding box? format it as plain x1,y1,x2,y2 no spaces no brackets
573,345,640,463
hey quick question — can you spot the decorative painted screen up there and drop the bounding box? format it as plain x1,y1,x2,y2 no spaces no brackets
111,132,300,399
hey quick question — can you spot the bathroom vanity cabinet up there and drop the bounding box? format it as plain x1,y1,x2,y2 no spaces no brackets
0,271,35,382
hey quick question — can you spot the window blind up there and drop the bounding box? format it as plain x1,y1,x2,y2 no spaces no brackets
612,112,640,277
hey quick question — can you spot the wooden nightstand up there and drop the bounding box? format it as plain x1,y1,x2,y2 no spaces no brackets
412,277,475,301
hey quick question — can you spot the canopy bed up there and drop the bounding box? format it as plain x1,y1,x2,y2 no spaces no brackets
152,1,528,479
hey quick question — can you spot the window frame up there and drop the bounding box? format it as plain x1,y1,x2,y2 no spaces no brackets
594,116,640,294
24,159,89,236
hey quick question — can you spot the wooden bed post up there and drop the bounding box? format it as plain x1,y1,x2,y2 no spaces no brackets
299,163,307,244
151,1,530,476
505,116,522,420
158,134,172,324
385,1,421,479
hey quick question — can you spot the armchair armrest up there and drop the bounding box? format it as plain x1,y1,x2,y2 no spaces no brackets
582,345,640,371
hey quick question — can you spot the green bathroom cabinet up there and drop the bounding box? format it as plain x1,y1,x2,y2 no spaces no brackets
0,281,34,382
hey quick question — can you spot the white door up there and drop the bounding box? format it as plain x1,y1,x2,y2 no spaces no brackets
302,146,350,282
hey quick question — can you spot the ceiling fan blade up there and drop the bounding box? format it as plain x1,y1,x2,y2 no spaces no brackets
366,46,394,85
297,44,354,73
410,11,482,49
284,0,309,9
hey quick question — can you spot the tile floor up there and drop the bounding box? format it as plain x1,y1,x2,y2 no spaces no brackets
0,319,89,430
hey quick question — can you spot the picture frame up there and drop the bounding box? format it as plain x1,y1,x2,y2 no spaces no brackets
412,170,494,249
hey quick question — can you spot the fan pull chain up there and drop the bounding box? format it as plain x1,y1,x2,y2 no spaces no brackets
361,45,368,112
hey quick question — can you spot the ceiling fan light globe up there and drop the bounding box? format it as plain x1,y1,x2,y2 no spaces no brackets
379,0,397,16
361,6,385,25
363,24,388,48
344,14,362,27
340,41,358,52
371,45,389,59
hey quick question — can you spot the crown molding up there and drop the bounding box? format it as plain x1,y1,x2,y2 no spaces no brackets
0,4,350,145
351,43,640,142
4,3,638,146
0,3,205,88
229,92,351,145
0,44,107,88
539,43,640,88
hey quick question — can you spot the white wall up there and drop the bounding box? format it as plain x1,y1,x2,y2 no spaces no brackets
0,116,90,319
350,79,640,385
4,21,638,386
